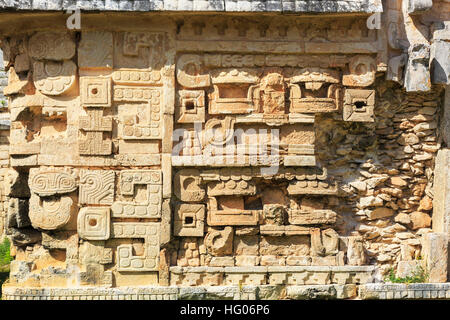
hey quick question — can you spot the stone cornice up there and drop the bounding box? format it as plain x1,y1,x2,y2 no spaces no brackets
0,0,383,13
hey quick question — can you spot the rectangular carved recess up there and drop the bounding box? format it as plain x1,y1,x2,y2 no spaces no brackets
3,14,388,290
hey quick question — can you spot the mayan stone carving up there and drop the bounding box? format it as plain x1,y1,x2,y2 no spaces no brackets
0,0,449,301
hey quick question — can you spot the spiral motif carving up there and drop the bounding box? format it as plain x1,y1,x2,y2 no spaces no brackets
29,171,78,196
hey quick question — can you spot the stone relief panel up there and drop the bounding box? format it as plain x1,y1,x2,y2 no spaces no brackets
79,170,115,205
111,170,163,219
2,12,444,291
77,207,111,240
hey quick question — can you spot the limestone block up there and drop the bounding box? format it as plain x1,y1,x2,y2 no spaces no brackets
176,54,210,88
176,90,205,123
80,77,112,108
288,209,337,225
286,256,311,266
284,155,316,166
7,198,30,228
259,225,310,236
209,256,235,267
116,89,163,140
422,233,448,283
160,199,172,247
79,241,113,265
79,170,115,205
111,170,162,218
289,68,340,113
28,167,78,196
406,0,433,14
112,222,160,272
207,179,256,196
342,56,376,87
346,236,367,266
207,197,259,226
114,32,165,69
78,31,113,69
112,69,163,86
396,260,423,278
205,227,233,256
410,211,432,230
387,54,408,85
28,32,75,61
343,89,375,122
235,255,260,266
41,231,79,263
287,181,338,195
431,39,450,85
78,109,113,155
77,207,111,241
174,169,205,202
33,61,77,96
29,194,73,230
174,203,205,237
404,43,431,92
311,228,339,257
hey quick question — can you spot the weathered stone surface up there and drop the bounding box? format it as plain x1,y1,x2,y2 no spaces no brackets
0,3,448,300
0,1,383,13
367,207,394,220
410,211,432,230
422,233,448,283
433,149,450,236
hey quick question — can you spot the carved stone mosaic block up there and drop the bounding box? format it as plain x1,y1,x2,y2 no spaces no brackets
80,77,112,107
114,32,165,69
78,109,113,155
174,169,206,202
207,179,256,196
288,209,337,225
176,90,205,123
205,227,234,256
111,170,162,218
112,69,162,85
117,91,163,140
174,204,205,237
311,228,339,257
33,60,77,96
78,31,113,69
343,89,375,122
177,54,211,88
77,207,111,240
209,69,259,114
207,197,259,226
289,68,341,113
79,170,115,205
28,32,76,60
29,194,73,230
29,168,78,196
112,222,160,272
342,56,376,87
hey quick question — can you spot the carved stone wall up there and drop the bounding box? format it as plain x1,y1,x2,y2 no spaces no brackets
0,4,448,298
